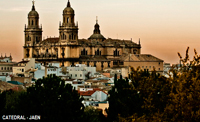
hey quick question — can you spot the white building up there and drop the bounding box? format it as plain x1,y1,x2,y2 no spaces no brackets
64,79,85,90
78,88,108,102
34,62,67,79
67,64,96,80
12,58,36,83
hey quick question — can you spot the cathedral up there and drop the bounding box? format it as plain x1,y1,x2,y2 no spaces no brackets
23,1,163,72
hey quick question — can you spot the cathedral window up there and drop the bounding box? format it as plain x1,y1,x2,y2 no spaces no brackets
27,35,31,41
72,33,74,40
119,61,124,65
36,37,39,42
95,49,101,56
35,20,38,25
113,61,118,65
114,49,119,56
81,49,88,55
133,49,137,54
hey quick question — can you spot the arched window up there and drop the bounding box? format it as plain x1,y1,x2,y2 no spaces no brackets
67,17,69,23
36,37,38,42
35,20,38,25
46,49,48,53
64,17,65,23
81,48,88,55
114,49,119,56
27,35,30,41
95,49,101,56
133,49,137,54
63,33,65,40
32,20,34,25
72,33,74,40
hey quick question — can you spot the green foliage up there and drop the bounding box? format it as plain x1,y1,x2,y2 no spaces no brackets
0,75,84,121
106,74,142,122
83,106,106,122
106,47,200,122
23,74,84,121
161,48,200,122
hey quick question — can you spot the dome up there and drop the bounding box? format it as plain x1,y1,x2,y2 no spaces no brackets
63,1,74,14
28,10,39,17
28,5,39,17
63,7,74,14
88,20,106,40
89,34,106,40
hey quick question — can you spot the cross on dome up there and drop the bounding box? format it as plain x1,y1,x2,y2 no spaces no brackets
96,16,98,24
32,0,35,5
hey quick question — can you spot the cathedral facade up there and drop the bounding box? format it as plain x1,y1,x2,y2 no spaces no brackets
24,1,163,72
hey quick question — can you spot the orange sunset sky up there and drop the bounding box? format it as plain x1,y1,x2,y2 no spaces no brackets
0,0,200,64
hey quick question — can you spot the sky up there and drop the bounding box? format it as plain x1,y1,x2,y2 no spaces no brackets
0,0,200,64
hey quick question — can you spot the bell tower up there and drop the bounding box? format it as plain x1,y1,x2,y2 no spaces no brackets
59,0,78,43
24,1,42,58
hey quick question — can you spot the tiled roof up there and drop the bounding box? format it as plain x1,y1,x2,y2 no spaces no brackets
78,38,140,47
0,81,17,92
7,81,23,85
42,37,59,44
123,54,164,62
78,88,108,96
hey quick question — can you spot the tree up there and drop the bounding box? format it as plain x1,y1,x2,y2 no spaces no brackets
107,68,171,122
83,106,106,122
160,47,200,122
61,67,68,75
18,74,84,121
106,74,143,122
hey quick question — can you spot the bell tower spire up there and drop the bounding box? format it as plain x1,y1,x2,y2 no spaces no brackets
67,0,71,7
24,0,43,59
32,0,35,11
59,0,78,43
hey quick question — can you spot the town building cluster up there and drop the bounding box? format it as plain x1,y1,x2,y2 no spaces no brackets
1,0,172,115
